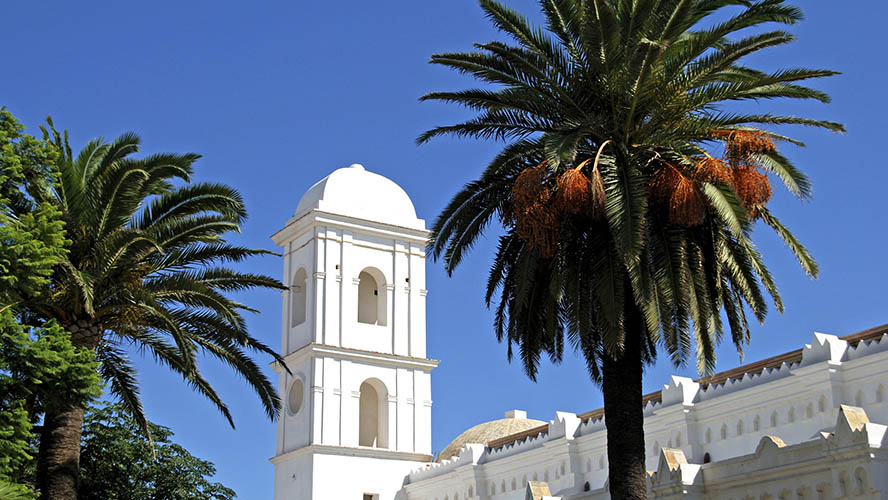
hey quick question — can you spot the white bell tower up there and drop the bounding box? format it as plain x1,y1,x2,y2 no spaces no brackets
270,164,436,500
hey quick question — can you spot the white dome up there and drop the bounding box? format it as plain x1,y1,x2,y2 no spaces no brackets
294,164,424,230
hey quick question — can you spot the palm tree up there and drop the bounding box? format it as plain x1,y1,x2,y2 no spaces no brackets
21,123,285,499
419,1,842,498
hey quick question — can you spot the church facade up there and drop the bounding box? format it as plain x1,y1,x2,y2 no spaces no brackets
270,165,888,500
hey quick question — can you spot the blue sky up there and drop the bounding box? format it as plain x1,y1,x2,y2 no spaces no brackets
3,1,887,497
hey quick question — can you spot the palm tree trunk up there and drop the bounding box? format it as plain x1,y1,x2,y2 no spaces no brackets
36,404,84,499
35,321,101,500
602,318,647,500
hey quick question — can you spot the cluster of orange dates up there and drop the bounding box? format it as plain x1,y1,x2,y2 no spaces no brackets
508,131,775,257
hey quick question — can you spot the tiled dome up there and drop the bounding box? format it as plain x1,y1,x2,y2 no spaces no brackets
436,410,545,462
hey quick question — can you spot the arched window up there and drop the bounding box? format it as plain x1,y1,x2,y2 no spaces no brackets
358,268,387,326
584,482,591,492
467,486,473,498
788,407,795,423
291,268,307,326
855,467,868,495
511,478,516,491
705,428,712,444
675,432,682,447
720,423,728,440
753,415,761,432
818,395,827,413
652,441,660,455
500,481,505,494
703,452,711,464
770,411,779,427
736,420,744,436
855,390,865,406
838,471,849,497
359,379,388,448
878,385,885,403
806,402,813,419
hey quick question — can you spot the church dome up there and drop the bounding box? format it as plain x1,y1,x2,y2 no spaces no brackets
294,163,424,230
436,410,545,462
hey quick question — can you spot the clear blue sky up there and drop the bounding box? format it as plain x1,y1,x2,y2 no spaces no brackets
3,1,886,498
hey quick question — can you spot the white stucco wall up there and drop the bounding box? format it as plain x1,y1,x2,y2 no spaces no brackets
271,165,436,500
403,332,888,500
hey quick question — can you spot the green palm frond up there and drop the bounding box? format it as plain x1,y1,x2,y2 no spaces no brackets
20,125,286,433
420,0,840,379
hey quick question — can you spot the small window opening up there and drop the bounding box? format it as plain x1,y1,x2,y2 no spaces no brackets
357,269,387,326
703,452,712,464
358,379,388,448
290,268,307,326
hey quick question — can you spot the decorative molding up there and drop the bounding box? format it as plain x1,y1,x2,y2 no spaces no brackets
274,344,439,373
312,272,326,279
270,444,433,465
271,210,429,248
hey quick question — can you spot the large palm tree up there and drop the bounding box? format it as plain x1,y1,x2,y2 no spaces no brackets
21,124,285,499
419,1,842,498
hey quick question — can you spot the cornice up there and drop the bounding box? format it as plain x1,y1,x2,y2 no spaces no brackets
271,209,430,246
272,343,439,373
270,444,433,465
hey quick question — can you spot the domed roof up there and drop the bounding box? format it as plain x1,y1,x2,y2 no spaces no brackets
436,410,545,463
294,163,424,230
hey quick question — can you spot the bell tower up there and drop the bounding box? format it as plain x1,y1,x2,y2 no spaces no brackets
270,164,436,500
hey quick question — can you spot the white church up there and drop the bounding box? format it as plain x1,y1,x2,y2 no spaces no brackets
269,164,888,500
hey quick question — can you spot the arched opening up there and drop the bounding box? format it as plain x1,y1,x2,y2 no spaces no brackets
754,415,761,431
584,482,591,492
358,268,387,326
703,452,712,464
291,268,307,326
359,379,388,448
855,467,868,495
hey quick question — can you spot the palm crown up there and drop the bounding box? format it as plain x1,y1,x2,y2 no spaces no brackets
24,123,286,431
421,0,843,378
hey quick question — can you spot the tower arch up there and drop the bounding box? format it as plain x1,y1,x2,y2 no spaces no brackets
358,267,387,326
359,378,390,449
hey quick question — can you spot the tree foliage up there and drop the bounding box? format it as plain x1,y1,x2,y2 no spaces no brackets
0,109,100,499
0,314,101,497
78,402,236,500
421,0,842,379
0,108,67,308
19,123,287,434
419,1,841,497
